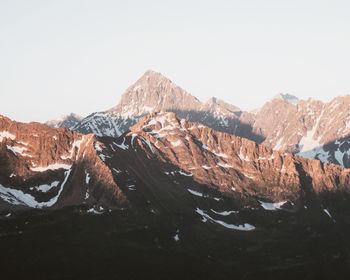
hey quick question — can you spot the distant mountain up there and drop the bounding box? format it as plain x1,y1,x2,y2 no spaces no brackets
47,70,350,169
46,113,83,129
71,70,258,141
251,95,350,167
273,93,299,105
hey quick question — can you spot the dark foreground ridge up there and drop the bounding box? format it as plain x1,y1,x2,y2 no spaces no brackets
1,206,350,280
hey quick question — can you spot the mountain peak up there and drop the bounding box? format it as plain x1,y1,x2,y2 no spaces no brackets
46,113,83,129
136,69,172,84
273,93,299,105
108,70,201,117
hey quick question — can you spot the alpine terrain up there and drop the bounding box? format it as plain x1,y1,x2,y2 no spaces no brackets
1,109,350,279
55,71,350,169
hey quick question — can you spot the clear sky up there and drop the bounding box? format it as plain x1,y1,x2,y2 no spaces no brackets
1,0,350,122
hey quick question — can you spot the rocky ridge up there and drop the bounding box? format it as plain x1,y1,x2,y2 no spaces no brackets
0,114,127,211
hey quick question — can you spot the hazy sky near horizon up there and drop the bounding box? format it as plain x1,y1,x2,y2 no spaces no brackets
1,0,350,122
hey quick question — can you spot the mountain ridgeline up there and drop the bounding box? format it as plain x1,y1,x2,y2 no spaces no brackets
50,70,350,168
2,71,350,279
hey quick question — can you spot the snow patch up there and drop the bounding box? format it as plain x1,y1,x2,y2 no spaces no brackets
217,162,233,168
85,171,91,184
0,131,16,142
178,170,193,177
6,145,30,157
171,139,182,147
195,208,255,231
187,189,204,197
31,163,71,172
114,138,129,150
323,208,334,221
259,200,287,210
174,229,180,242
202,165,211,170
87,208,103,215
298,112,323,153
94,143,103,152
211,209,239,216
0,169,71,208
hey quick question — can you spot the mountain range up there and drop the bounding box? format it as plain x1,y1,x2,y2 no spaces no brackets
48,70,350,169
2,70,350,279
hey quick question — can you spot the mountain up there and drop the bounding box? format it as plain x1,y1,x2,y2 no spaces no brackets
252,95,350,167
46,113,83,129
3,112,350,213
0,114,127,211
71,70,258,141
45,71,350,170
121,111,350,204
2,112,350,279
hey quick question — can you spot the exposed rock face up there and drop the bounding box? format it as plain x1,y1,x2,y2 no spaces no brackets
0,115,127,211
46,113,83,129
72,70,258,141
119,112,350,204
252,95,350,167
72,111,349,220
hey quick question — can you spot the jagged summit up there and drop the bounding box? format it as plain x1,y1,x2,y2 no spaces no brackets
46,113,83,129
107,70,201,117
273,93,299,105
73,70,250,138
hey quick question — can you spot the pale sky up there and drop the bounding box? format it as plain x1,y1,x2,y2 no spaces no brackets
1,0,350,122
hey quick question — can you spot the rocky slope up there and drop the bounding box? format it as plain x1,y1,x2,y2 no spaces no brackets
3,111,350,221
251,95,350,167
0,115,127,211
113,112,350,204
